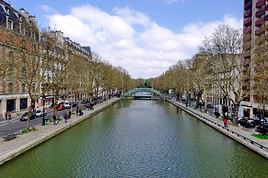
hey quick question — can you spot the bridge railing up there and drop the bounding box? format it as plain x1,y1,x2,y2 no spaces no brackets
123,88,164,98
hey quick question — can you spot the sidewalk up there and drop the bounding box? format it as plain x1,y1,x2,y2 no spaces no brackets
0,98,120,166
168,99,268,159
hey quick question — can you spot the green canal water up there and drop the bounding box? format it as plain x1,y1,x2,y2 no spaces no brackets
0,100,267,178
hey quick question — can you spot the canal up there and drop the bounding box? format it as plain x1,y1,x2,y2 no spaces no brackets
0,100,267,178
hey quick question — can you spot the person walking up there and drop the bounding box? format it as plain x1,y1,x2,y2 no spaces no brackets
53,114,57,125
64,113,68,123
68,111,71,119
4,112,7,120
223,113,228,128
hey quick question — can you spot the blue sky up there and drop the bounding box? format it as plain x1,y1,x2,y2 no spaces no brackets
8,0,243,78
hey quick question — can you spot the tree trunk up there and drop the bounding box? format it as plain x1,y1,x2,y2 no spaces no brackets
27,99,35,129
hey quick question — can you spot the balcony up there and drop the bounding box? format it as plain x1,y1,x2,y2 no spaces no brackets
255,26,265,35
243,41,251,50
244,1,252,10
244,50,251,57
255,18,264,26
244,17,252,26
243,58,251,68
244,10,252,18
243,34,251,41
256,0,265,8
255,35,265,45
264,14,268,21
256,8,265,17
243,27,252,34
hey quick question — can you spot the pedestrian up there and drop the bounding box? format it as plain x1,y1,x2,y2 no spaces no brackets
68,111,71,119
79,109,83,116
223,113,228,128
8,112,11,120
4,112,7,120
76,109,79,116
64,113,68,123
53,114,57,125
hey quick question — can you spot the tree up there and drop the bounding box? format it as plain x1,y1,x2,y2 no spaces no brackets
253,41,268,115
40,31,70,117
199,24,243,115
0,48,7,80
191,54,209,109
12,31,49,128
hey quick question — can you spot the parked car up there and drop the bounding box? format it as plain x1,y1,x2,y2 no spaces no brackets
238,117,255,128
63,101,70,109
71,103,77,108
56,103,65,111
35,110,47,118
81,100,90,104
256,122,268,135
207,103,214,108
253,116,267,126
20,112,37,121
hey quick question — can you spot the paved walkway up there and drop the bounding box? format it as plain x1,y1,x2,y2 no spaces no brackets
0,98,120,166
168,99,268,159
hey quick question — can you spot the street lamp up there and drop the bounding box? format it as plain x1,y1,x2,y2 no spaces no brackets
41,94,46,126
41,83,48,126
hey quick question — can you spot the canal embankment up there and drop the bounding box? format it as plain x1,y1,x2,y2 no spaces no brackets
168,99,268,159
0,98,120,166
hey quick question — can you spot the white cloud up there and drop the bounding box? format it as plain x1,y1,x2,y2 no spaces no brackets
46,5,242,79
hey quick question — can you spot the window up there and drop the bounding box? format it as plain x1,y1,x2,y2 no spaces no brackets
20,98,28,110
6,99,16,112
21,66,26,77
20,25,26,36
21,83,26,93
47,76,51,82
8,51,14,65
5,7,10,14
7,51,14,78
7,19,13,30
8,83,13,93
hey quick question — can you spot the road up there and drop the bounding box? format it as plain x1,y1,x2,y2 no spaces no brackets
0,102,89,137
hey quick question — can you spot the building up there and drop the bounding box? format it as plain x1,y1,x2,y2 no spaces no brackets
241,0,268,118
64,36,93,102
191,53,242,114
0,0,39,119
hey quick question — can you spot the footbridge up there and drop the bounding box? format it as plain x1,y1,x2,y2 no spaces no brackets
123,88,165,100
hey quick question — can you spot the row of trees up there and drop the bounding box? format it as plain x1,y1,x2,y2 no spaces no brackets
1,28,135,127
152,24,244,114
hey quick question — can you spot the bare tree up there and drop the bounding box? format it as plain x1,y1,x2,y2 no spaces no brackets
199,24,243,116
12,31,49,128
41,32,70,116
253,43,268,114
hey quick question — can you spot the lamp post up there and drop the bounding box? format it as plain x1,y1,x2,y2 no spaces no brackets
41,83,48,126
42,94,46,126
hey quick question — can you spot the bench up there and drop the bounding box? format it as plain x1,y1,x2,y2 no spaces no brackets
3,133,16,141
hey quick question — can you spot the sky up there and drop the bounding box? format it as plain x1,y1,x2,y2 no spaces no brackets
8,0,243,79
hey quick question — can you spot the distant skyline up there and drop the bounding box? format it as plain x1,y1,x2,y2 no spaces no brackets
9,0,243,78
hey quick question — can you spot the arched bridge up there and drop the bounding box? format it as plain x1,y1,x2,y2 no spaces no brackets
123,88,164,99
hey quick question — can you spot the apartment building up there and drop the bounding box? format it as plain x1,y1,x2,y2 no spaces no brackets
241,0,268,118
0,0,93,119
0,0,39,118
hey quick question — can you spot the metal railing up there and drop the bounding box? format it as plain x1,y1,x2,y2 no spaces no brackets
169,100,268,152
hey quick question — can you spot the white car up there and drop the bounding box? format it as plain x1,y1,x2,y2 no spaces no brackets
63,101,71,109
35,110,47,118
